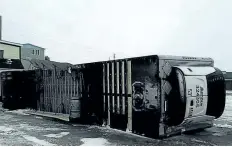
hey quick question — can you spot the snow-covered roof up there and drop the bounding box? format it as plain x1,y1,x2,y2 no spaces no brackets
23,43,45,50
0,40,22,47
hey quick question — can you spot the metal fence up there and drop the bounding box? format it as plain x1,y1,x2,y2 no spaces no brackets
37,69,83,114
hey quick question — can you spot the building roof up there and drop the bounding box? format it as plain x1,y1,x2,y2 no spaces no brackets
224,72,232,79
0,40,22,47
23,43,46,50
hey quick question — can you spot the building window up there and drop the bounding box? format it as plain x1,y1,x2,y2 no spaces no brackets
36,50,40,55
0,50,4,59
32,49,35,55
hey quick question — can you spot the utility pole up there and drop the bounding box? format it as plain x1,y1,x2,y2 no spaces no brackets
0,15,2,40
109,53,116,61
113,53,116,60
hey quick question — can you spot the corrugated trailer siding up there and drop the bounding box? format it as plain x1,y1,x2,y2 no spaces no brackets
38,69,81,114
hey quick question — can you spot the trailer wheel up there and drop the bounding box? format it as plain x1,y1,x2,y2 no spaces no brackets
206,68,226,119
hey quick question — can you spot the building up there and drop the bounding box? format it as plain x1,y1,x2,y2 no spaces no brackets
224,72,232,90
0,16,46,69
0,40,24,69
0,16,24,69
21,43,45,60
0,16,21,60
0,40,21,59
20,43,46,70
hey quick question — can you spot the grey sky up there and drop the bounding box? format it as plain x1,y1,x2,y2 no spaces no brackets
0,0,232,71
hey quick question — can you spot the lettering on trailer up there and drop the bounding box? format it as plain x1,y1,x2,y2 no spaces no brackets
187,89,193,117
189,107,193,117
196,85,204,108
188,89,192,96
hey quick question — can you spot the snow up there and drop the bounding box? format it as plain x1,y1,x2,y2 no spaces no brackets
214,124,232,129
191,138,209,144
212,132,226,136
80,138,110,146
26,111,69,122
35,116,43,119
217,95,232,122
44,132,70,138
22,135,56,146
0,126,14,132
190,138,216,145
72,124,90,127
0,125,26,136
226,90,232,94
7,109,30,116
17,123,65,131
0,123,60,145
214,95,232,129
0,114,13,120
88,125,153,140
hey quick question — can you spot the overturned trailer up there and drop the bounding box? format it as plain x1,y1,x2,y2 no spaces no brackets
0,59,26,103
75,55,226,138
1,69,39,110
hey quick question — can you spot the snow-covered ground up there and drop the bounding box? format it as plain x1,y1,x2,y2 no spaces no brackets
44,132,70,138
0,93,231,145
22,135,56,146
226,90,232,95
80,138,111,146
214,94,232,127
7,109,30,116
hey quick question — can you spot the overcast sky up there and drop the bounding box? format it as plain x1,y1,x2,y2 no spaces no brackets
0,0,232,71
